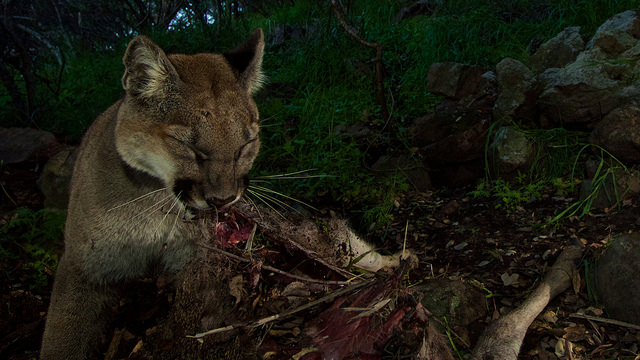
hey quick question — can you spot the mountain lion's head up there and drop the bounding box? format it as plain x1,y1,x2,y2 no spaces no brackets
114,29,264,210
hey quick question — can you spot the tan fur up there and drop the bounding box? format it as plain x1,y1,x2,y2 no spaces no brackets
40,29,265,360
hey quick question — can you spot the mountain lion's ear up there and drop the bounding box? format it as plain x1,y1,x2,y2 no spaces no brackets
121,36,179,101
223,28,265,95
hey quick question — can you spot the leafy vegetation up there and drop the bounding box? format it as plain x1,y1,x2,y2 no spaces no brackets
0,209,65,294
1,0,639,227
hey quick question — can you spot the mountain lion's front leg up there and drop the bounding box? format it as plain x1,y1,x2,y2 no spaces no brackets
40,255,116,360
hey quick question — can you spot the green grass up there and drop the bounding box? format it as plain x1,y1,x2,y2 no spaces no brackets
1,0,638,228
0,208,65,294
549,145,635,224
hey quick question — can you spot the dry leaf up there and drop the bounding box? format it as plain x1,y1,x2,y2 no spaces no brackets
501,272,520,287
229,275,245,305
555,338,566,357
564,323,588,342
540,310,558,324
572,268,581,294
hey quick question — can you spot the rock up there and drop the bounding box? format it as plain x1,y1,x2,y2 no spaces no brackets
409,112,452,147
416,279,486,343
370,155,431,192
590,105,640,163
593,233,640,325
488,127,535,178
414,81,495,187
493,58,537,123
426,62,489,100
37,147,77,210
586,10,640,50
429,160,485,188
530,26,584,72
536,11,640,128
537,52,626,127
0,127,57,164
420,117,491,166
591,28,637,56
405,167,432,192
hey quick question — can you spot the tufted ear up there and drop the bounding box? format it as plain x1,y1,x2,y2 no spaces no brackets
121,36,179,101
223,28,265,95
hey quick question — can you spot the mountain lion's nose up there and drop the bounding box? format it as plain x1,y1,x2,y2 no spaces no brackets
206,196,235,208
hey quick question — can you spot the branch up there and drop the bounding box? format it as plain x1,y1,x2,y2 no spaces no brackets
330,0,389,121
569,313,640,331
471,241,584,360
188,279,371,338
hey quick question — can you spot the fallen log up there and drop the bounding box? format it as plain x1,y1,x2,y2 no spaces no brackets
471,241,584,360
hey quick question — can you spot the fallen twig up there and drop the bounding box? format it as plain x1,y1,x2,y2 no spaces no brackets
570,313,640,331
188,280,372,339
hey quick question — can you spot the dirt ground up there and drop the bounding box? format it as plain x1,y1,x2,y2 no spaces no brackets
1,156,639,359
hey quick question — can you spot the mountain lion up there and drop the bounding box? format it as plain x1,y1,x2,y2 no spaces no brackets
40,29,265,359
41,28,413,359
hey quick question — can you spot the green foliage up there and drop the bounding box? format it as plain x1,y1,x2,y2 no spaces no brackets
549,146,633,224
474,126,590,213
53,50,124,139
0,208,65,293
470,177,545,214
1,0,638,227
358,175,409,230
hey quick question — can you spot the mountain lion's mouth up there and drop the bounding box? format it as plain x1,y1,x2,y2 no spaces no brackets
173,179,208,210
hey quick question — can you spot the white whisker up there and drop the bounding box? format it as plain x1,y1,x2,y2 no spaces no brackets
246,188,285,218
155,192,181,236
251,189,301,214
133,193,175,220
253,169,317,178
107,187,168,212
242,194,262,218
167,196,184,239
248,184,317,211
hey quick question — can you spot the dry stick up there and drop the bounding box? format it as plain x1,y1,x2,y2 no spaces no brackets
330,0,388,121
199,242,357,287
188,279,372,339
569,313,640,331
471,241,584,360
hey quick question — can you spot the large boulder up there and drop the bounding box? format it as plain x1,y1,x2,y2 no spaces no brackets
590,104,640,163
593,233,640,325
37,147,77,210
426,62,491,100
537,11,640,128
591,28,638,56
416,279,486,344
421,118,491,166
493,58,537,124
416,65,497,187
530,26,584,73
0,127,57,164
586,10,640,50
537,53,626,127
488,126,535,178
419,116,491,187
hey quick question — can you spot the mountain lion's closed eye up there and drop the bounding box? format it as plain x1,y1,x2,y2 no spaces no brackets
40,29,265,359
